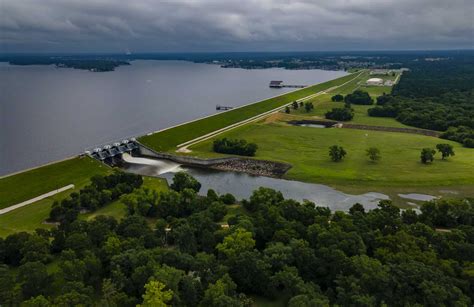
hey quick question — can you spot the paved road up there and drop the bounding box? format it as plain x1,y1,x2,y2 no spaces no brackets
0,184,75,215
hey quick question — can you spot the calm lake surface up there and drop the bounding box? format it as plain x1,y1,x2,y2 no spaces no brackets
0,60,347,176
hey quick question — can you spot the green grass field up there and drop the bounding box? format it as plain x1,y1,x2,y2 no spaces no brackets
138,72,359,152
83,176,169,221
0,176,168,238
188,122,474,204
289,71,409,128
0,191,63,237
0,157,109,209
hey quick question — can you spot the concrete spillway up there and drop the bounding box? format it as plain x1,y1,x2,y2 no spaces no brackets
121,153,182,176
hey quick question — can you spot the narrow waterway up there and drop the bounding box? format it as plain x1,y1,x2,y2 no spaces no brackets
121,154,391,211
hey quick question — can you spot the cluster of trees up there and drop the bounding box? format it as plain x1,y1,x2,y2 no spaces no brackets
4,56,130,72
367,58,474,147
1,172,473,306
328,144,454,164
286,101,313,113
441,126,474,148
329,146,381,163
420,144,455,164
213,138,258,156
325,104,354,121
344,90,373,105
49,172,143,223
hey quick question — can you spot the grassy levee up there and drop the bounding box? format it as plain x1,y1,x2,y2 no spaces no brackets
138,72,357,152
0,157,109,210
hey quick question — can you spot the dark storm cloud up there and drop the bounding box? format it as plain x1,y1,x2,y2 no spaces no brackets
0,0,472,52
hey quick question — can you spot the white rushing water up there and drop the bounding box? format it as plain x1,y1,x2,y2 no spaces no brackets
122,153,182,175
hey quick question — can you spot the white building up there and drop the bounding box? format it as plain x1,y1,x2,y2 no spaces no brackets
366,78,384,86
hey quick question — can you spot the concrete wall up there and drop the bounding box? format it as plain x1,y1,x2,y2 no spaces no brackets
137,143,239,166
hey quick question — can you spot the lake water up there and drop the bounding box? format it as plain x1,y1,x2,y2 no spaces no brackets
121,154,390,211
0,60,347,176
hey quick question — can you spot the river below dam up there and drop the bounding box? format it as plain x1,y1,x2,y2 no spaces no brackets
121,154,392,211
0,60,347,176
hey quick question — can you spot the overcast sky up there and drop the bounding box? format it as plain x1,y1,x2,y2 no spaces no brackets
0,0,473,53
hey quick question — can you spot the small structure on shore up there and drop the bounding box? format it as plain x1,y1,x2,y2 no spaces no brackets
269,80,284,88
216,105,233,110
366,78,384,86
269,80,307,88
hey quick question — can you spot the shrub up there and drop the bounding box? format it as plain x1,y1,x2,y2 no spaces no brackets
329,145,347,162
170,171,201,192
213,138,258,156
366,147,381,162
440,126,474,148
344,90,373,105
220,193,236,205
304,102,314,112
325,107,354,121
420,148,436,164
367,106,398,117
331,94,344,102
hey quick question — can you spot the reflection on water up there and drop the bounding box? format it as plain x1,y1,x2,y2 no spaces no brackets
122,155,391,211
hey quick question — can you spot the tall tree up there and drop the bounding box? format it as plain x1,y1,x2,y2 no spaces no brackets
366,147,381,162
138,280,173,307
329,145,347,162
436,144,455,159
420,148,436,164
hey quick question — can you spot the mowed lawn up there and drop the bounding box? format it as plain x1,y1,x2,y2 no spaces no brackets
0,176,168,237
290,71,410,128
189,123,474,187
0,191,65,237
0,157,109,209
138,72,359,152
292,94,409,128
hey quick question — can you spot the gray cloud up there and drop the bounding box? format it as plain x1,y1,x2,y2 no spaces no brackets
0,0,472,52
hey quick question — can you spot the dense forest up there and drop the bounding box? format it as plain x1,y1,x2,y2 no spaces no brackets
1,171,473,306
368,56,474,147
2,50,471,71
0,55,130,71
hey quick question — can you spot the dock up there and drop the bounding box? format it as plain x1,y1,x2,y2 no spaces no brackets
216,105,233,111
269,80,307,88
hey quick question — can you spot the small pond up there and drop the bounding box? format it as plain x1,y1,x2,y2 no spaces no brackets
298,124,327,128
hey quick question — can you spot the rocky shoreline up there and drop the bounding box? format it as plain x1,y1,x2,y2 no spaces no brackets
210,158,292,177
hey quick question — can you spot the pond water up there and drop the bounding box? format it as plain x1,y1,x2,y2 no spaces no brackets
298,124,327,128
122,154,391,211
0,60,347,176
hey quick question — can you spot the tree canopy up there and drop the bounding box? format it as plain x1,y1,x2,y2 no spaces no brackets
0,172,473,306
